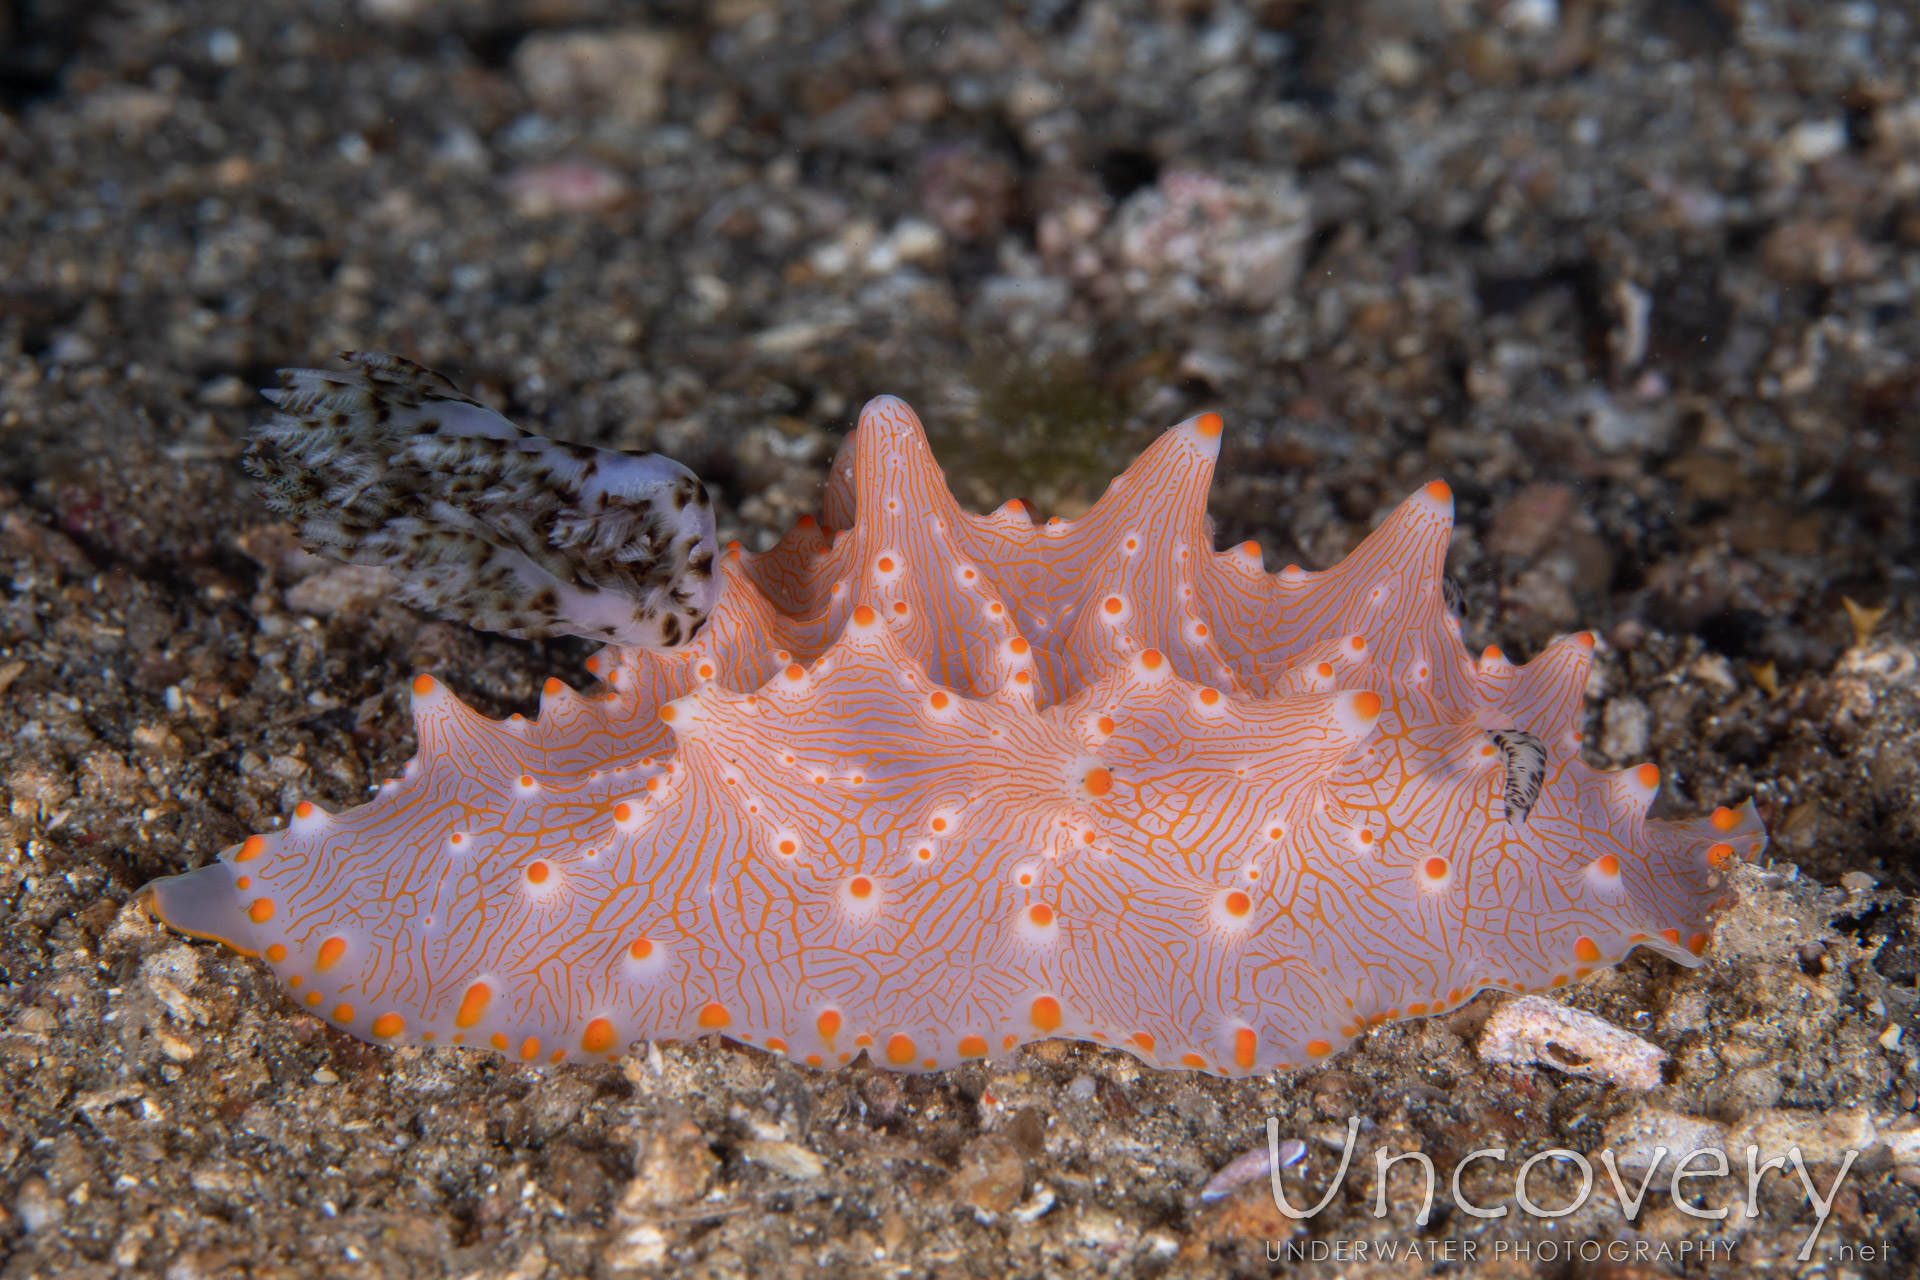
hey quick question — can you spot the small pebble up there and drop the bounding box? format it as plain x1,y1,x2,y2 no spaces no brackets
1009,1183,1056,1223
1479,995,1667,1091
1200,1135,1305,1203
502,162,627,218
741,1139,826,1181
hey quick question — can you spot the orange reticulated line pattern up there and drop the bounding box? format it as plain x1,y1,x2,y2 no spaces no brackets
142,398,1766,1076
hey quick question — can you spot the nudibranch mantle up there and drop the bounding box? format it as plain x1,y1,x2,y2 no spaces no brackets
143,395,1763,1075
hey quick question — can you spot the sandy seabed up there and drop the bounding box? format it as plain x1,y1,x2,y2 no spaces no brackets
1,1,1918,1276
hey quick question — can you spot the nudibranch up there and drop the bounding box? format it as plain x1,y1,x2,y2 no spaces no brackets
142,369,1765,1075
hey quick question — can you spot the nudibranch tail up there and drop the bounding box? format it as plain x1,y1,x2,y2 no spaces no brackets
143,384,1766,1076
141,858,262,958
